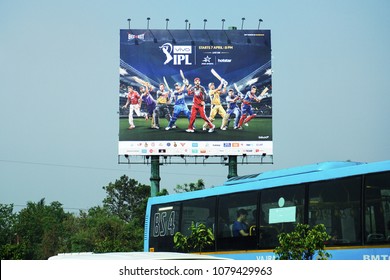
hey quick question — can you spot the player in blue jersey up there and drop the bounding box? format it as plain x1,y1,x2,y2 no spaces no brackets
165,82,191,130
237,85,268,129
221,88,242,130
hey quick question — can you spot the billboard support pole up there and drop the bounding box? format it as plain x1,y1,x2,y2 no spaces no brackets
150,155,160,197
227,155,238,179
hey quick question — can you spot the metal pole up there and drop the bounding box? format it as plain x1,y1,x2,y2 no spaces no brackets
227,155,238,178
258,19,263,30
150,155,161,197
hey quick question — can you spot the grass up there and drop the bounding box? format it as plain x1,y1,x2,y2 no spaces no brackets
119,117,272,142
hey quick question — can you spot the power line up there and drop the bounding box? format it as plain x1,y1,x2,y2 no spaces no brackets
0,159,227,179
0,159,129,172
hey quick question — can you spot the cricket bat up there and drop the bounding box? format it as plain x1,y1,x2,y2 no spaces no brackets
211,68,228,86
180,69,189,86
259,86,269,96
131,76,154,90
179,69,186,81
163,76,171,91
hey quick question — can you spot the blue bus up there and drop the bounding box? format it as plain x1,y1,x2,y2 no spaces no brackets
144,160,390,260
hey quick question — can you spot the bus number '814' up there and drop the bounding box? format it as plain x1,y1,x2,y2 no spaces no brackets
153,211,176,237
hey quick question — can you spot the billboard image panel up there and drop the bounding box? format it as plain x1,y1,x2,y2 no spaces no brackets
119,29,272,157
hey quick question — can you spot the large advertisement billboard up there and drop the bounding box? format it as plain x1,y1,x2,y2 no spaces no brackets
119,29,272,157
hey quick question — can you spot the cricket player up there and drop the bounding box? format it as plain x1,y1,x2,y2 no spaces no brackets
186,77,215,133
122,85,145,129
203,80,227,130
140,84,156,128
222,88,242,130
153,83,172,129
237,85,268,129
165,82,191,130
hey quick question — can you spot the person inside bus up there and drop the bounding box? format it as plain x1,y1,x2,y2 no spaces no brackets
232,209,249,237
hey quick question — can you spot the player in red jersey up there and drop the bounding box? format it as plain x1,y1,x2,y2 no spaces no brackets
122,85,144,129
185,77,215,133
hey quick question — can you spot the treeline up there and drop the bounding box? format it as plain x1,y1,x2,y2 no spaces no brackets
0,176,205,260
1,175,149,259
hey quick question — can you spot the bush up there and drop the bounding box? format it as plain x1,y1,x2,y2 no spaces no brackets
173,222,214,253
274,223,331,260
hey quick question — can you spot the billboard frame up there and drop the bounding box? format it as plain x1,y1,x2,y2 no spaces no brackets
117,154,273,165
119,28,273,159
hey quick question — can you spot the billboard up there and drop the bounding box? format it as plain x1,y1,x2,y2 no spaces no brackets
119,29,272,157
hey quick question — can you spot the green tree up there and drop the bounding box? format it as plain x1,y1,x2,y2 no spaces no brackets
173,222,214,253
274,223,332,260
157,188,169,196
0,204,16,245
70,206,139,252
101,176,151,251
14,199,70,259
174,179,205,193
57,213,82,253
102,175,150,224
0,204,19,259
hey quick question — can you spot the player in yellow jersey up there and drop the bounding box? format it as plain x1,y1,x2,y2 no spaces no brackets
203,80,227,130
153,83,171,129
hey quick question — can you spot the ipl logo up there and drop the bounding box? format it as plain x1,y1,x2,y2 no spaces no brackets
159,43,192,65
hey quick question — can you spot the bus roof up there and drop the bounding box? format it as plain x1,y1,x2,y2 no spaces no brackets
147,160,390,205
48,252,229,260
224,161,364,185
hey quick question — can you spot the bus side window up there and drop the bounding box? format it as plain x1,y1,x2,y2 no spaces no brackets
365,171,390,244
260,184,305,249
309,176,361,245
216,191,258,251
181,197,216,250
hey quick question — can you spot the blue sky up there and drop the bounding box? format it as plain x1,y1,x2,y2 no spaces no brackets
1,0,389,212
